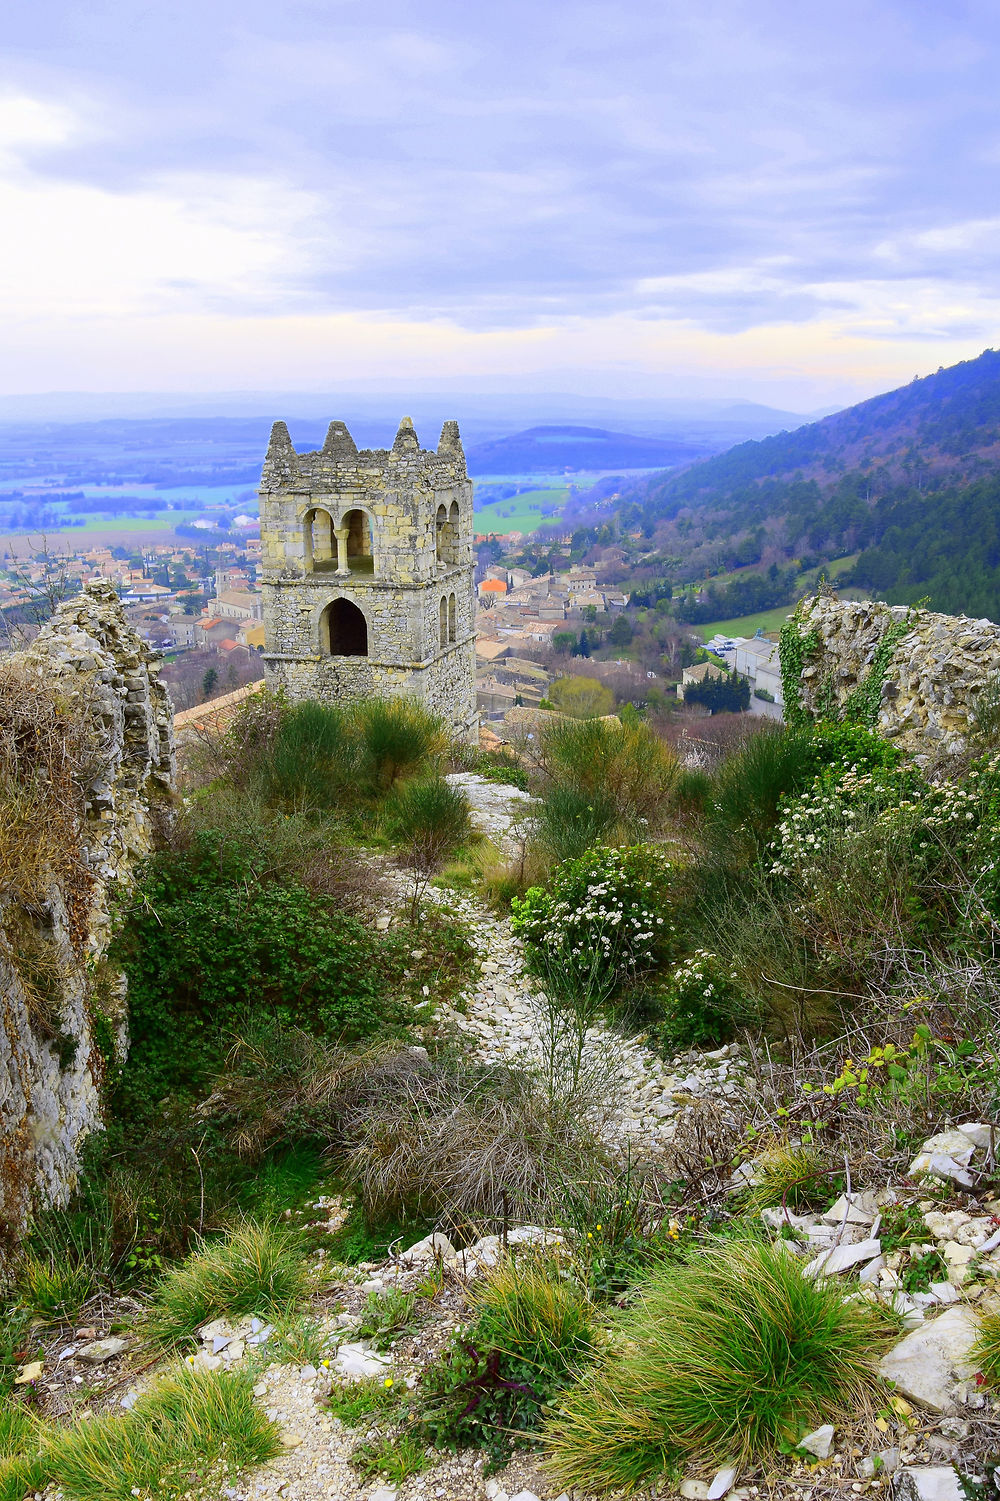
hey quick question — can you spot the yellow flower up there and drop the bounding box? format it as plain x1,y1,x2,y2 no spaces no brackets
596,1223,602,1231
384,1377,393,1388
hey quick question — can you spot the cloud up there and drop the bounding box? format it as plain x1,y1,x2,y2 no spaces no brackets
2,0,1000,399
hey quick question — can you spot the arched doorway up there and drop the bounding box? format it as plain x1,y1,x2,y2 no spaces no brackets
321,598,368,656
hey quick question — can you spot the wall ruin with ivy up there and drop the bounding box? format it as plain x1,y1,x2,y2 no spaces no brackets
0,582,175,1246
781,592,1000,760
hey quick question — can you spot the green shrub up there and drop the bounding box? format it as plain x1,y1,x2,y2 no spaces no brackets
382,775,471,871
146,1220,309,1347
538,716,677,838
353,697,446,796
701,724,815,869
654,950,751,1050
511,844,675,1006
420,1257,594,1470
261,699,359,811
114,832,407,1116
543,1236,895,1491
535,784,622,863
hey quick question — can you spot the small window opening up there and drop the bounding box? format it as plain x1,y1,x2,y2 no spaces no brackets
448,592,457,643
439,596,448,649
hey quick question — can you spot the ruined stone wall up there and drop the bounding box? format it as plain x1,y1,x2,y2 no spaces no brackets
788,593,1000,760
259,416,478,740
0,583,174,1238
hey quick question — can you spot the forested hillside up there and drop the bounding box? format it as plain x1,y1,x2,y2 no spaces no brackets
618,349,1000,619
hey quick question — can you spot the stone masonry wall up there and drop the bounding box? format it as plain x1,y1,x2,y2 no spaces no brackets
0,583,175,1241
791,593,1000,760
259,416,478,740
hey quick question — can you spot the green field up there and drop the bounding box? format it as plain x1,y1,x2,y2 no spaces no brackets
693,605,795,642
473,485,569,535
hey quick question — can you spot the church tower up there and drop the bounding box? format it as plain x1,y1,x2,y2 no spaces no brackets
258,416,478,741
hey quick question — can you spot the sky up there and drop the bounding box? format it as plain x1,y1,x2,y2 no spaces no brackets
2,0,1000,409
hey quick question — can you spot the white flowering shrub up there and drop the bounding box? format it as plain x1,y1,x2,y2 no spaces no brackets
510,844,675,1003
656,949,748,1049
769,758,1000,933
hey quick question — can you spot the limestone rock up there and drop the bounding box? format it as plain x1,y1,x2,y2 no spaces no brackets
804,1237,881,1278
798,1423,835,1458
894,1466,965,1500
878,1307,980,1413
400,1231,456,1263
77,1337,128,1364
822,1193,876,1226
335,1342,391,1381
0,581,175,1239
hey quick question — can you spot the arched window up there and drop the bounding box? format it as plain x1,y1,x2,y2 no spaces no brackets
321,598,368,656
435,503,448,565
343,508,373,572
439,596,448,649
448,592,457,643
305,508,335,570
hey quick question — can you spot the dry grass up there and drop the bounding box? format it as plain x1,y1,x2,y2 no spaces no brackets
344,1059,611,1231
207,1025,614,1234
0,659,95,922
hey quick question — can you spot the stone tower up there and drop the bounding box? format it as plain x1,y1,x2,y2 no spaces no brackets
258,416,478,740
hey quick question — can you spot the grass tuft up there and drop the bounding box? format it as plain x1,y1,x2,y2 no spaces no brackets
145,1220,308,1347
971,1306,1000,1387
327,1375,400,1427
18,1254,95,1325
44,1364,281,1501
351,1430,430,1484
543,1236,895,1492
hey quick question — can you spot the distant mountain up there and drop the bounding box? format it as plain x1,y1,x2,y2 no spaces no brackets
621,349,1000,621
464,425,710,475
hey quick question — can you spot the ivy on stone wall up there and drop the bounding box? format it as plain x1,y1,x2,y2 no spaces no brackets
841,617,914,730
778,611,821,728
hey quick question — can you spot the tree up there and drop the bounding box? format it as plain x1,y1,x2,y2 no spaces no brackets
201,667,219,700
684,670,750,714
553,631,576,655
549,676,616,718
608,615,634,648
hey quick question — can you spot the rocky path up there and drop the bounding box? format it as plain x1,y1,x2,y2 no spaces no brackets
436,773,745,1155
